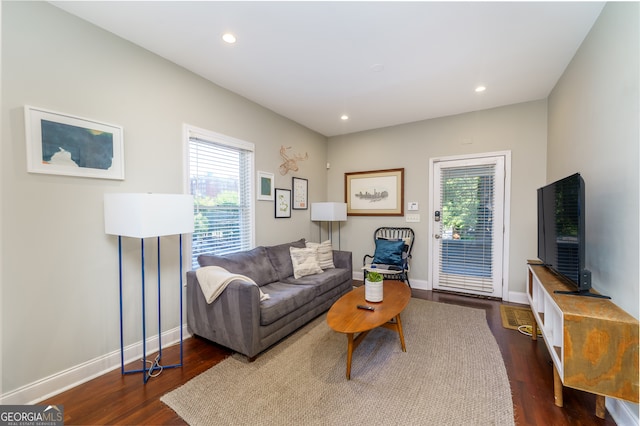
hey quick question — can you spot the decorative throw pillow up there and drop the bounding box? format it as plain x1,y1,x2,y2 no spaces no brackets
265,238,307,281
372,239,405,266
289,246,323,279
305,240,335,269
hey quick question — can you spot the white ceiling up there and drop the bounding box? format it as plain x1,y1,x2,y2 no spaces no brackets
51,1,605,137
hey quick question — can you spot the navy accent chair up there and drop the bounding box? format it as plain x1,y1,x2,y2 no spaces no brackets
363,227,415,287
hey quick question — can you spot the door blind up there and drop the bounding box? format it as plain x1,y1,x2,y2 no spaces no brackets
438,164,495,292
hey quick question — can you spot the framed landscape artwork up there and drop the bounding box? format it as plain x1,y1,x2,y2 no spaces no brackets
345,168,404,216
275,188,291,218
24,105,124,180
292,177,308,210
257,171,275,201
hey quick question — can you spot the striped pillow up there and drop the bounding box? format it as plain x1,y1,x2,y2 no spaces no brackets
289,246,323,279
306,240,335,270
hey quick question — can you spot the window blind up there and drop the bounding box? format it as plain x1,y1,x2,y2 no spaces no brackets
189,134,254,269
438,164,495,293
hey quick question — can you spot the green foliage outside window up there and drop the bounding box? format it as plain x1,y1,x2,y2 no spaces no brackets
442,176,481,239
194,191,240,237
441,174,493,241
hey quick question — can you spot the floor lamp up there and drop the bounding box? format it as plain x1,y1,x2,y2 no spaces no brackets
311,202,347,249
104,193,194,383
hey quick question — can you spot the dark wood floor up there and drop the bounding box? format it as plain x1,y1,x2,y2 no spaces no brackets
44,286,616,425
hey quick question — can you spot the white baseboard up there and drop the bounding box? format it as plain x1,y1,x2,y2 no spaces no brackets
506,291,529,305
406,278,429,290
0,325,190,405
353,272,430,290
354,272,531,304
607,398,639,426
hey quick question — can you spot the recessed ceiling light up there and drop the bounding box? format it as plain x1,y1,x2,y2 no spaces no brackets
222,33,237,44
340,115,349,121
475,86,486,93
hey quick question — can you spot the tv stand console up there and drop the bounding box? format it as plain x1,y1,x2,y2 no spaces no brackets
527,261,638,419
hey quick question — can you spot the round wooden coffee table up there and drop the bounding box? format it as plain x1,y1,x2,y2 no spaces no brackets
327,280,411,379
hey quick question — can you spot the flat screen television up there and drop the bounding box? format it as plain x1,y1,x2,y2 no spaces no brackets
537,173,608,298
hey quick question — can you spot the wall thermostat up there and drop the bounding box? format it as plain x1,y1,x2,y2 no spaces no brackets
408,202,419,211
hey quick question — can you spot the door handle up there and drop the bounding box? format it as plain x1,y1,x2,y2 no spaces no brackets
434,234,441,239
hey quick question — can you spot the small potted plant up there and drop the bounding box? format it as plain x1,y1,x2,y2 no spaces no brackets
365,271,384,302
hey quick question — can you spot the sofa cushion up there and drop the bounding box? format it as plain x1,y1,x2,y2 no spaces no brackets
305,240,335,269
290,246,323,279
197,246,278,287
265,238,306,281
281,268,352,297
259,282,317,326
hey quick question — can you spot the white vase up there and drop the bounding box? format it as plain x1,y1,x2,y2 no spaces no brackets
365,279,383,302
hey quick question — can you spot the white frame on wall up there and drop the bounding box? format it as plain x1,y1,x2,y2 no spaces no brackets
257,171,275,201
25,105,124,180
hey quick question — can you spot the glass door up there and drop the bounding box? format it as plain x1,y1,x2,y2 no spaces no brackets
431,155,505,298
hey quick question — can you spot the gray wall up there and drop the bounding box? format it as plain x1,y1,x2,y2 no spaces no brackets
327,99,548,297
548,1,639,318
1,2,327,396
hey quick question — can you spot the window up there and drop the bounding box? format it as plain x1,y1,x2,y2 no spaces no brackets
186,126,254,268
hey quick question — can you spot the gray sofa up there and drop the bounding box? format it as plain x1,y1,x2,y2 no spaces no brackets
187,238,353,359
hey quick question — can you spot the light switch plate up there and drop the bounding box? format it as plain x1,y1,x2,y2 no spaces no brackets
406,214,420,222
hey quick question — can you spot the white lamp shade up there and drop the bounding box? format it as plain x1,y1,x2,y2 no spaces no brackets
104,193,195,238
311,202,347,221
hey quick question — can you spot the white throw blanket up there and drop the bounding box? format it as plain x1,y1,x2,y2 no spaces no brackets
196,266,270,304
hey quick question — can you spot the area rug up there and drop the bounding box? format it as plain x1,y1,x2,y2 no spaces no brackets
162,299,514,425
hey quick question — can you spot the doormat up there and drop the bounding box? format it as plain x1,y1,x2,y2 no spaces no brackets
500,304,541,336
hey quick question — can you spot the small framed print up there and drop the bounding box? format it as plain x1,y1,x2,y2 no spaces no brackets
257,171,275,201
292,177,308,210
274,188,291,218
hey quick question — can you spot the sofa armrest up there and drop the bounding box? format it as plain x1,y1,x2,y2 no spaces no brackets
186,270,262,357
332,250,353,272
